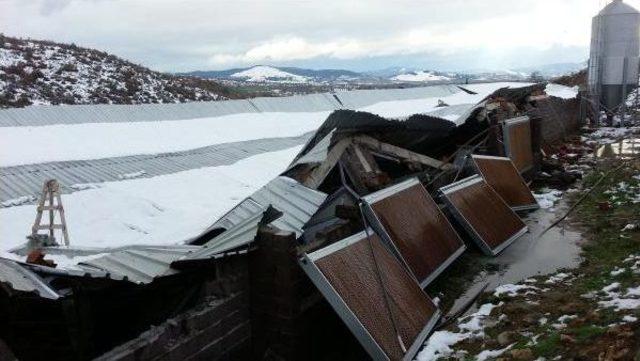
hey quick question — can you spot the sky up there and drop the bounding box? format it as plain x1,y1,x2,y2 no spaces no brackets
0,0,635,72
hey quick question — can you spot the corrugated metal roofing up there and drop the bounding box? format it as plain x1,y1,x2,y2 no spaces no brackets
183,206,269,261
425,103,475,121
334,84,460,109
22,245,198,284
9,245,212,285
206,176,328,237
0,85,461,127
73,246,197,284
0,133,312,203
0,258,60,299
182,176,327,259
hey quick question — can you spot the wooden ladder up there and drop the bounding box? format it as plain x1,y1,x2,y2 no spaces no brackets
31,179,70,246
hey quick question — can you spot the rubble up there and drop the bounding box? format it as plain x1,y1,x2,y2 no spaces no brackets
0,82,586,360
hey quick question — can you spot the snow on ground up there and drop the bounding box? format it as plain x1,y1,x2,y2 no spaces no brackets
416,302,503,361
597,281,640,311
416,302,503,360
0,146,302,252
545,83,579,99
359,82,531,124
391,71,450,82
0,111,327,167
533,189,563,209
476,345,513,361
230,66,309,82
493,284,539,297
586,126,640,145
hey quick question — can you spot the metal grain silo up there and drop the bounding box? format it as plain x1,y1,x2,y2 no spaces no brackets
588,0,640,112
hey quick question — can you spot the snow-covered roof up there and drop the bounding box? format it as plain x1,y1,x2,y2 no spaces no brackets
0,82,532,255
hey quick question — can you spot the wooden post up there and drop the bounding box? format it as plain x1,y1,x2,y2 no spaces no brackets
31,179,70,246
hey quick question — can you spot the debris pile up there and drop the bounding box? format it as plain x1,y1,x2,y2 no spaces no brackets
0,83,583,360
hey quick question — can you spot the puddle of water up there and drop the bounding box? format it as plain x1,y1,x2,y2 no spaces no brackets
448,199,582,315
597,138,640,158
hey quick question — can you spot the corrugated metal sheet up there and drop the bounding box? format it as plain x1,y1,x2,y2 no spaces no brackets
71,245,200,284
11,245,202,284
0,258,60,299
206,176,328,237
0,133,312,203
0,85,461,127
179,176,327,260
425,103,475,121
287,129,335,168
183,206,269,261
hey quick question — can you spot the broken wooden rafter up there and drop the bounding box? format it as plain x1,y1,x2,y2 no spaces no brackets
302,135,453,189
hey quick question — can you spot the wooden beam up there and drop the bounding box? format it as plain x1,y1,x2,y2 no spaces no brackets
352,135,453,170
302,137,353,189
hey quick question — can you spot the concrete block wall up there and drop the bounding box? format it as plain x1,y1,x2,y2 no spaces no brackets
530,98,580,145
94,292,250,361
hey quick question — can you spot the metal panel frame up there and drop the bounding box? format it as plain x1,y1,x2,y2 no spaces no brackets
470,154,540,212
361,178,466,288
300,230,441,361
439,175,528,256
501,116,534,174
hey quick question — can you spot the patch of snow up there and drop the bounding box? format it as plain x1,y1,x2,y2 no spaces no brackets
558,314,578,324
545,272,571,284
625,286,640,297
1,196,36,208
602,282,621,293
534,189,563,209
545,83,579,99
475,344,514,361
416,331,469,361
458,302,501,333
622,224,637,232
589,127,640,143
118,170,146,180
494,284,538,297
622,315,638,322
611,267,626,276
70,183,101,191
417,303,502,360
599,297,640,311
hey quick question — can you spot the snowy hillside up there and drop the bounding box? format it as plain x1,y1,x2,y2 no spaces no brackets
230,65,310,83
391,70,451,82
0,35,237,108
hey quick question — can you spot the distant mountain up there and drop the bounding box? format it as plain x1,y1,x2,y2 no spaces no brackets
184,65,369,83
390,70,452,83
183,62,586,87
0,35,239,108
230,66,310,82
